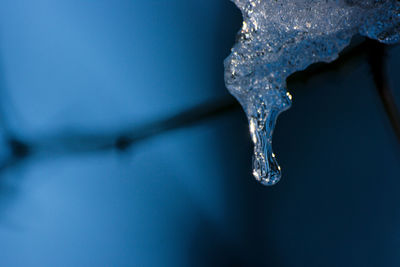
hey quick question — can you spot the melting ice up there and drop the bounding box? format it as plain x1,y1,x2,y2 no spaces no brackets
224,0,400,185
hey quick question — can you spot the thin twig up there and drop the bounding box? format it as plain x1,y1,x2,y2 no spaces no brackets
0,39,398,172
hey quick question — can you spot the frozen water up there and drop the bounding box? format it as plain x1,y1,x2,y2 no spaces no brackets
225,0,400,185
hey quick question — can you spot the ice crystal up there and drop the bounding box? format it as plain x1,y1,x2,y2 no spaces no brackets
224,0,400,185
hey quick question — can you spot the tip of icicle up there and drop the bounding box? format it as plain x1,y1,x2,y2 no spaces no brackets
253,167,281,186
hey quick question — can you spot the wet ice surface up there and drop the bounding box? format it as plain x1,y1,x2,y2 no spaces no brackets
225,0,400,185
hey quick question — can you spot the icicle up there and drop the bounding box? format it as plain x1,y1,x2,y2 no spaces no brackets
224,0,400,185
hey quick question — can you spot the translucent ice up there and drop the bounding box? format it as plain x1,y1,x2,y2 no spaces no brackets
224,0,400,185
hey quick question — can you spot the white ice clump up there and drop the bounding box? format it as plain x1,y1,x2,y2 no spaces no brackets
225,0,400,185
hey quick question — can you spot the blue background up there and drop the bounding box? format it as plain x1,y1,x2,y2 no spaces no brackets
0,1,399,266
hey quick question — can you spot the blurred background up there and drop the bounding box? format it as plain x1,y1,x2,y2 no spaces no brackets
0,1,399,266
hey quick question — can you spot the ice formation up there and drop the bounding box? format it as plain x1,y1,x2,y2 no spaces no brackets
224,0,400,185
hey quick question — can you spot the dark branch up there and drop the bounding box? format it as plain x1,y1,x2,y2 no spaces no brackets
112,97,239,151
0,39,398,172
367,40,400,143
